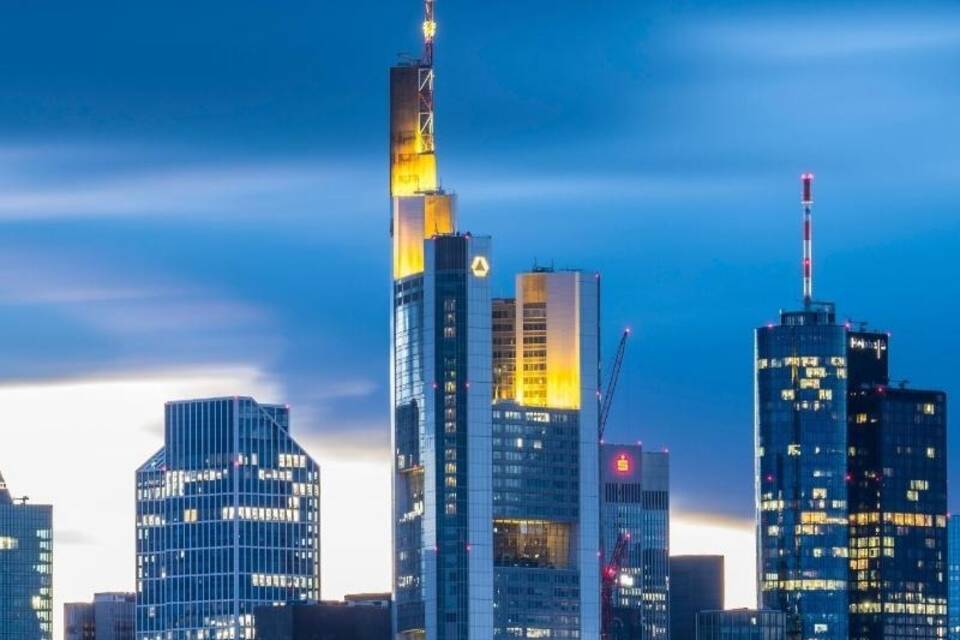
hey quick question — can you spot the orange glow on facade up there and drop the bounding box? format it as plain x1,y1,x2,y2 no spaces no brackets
390,64,438,198
514,271,582,410
616,454,631,474
392,194,455,279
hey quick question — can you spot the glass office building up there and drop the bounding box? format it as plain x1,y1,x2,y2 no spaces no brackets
0,469,53,640
696,610,785,640
65,592,135,640
848,385,947,640
600,444,669,640
949,516,960,640
490,269,601,640
391,231,495,640
755,302,849,640
670,556,725,640
135,397,320,640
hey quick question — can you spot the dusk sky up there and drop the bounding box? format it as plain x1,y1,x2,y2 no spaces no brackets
0,1,957,632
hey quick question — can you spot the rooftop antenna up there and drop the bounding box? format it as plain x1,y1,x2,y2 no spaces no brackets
801,173,814,307
422,0,436,67
418,0,437,157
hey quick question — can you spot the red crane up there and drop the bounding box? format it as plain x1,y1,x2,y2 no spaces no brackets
601,531,631,639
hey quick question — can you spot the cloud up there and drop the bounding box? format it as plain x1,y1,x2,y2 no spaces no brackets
695,15,960,61
0,145,377,221
455,172,763,205
0,365,284,638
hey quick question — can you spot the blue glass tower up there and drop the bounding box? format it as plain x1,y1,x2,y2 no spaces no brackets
949,516,960,640
755,177,847,640
755,302,849,640
0,469,53,640
389,5,494,639
391,231,495,640
848,384,947,640
600,444,669,640
135,397,320,640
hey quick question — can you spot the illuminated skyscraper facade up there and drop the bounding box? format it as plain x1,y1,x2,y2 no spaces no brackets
755,302,849,640
600,444,669,640
135,397,320,640
0,470,53,640
390,4,496,638
391,232,495,640
490,269,601,640
848,383,947,640
949,517,960,640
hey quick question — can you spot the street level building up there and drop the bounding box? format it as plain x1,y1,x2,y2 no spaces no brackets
135,397,320,640
65,593,135,640
255,596,391,640
0,469,53,640
696,609,785,640
670,555,725,640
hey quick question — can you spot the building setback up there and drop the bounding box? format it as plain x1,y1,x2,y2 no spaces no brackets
696,609,785,640
490,269,601,639
0,469,53,640
65,593,135,640
848,384,948,640
600,444,669,640
135,397,320,640
670,555,725,640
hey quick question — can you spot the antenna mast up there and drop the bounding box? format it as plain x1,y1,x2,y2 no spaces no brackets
801,173,814,306
422,0,436,67
418,0,437,156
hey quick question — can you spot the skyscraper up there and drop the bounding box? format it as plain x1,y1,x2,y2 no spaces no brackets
65,593,135,640
0,469,53,640
135,397,320,640
488,269,601,640
600,444,669,640
670,556,725,640
848,384,948,640
755,175,848,640
390,3,495,639
949,516,960,640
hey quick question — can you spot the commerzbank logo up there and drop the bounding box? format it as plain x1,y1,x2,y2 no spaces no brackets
471,255,490,278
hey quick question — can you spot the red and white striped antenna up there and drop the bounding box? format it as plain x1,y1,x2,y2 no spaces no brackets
801,173,814,306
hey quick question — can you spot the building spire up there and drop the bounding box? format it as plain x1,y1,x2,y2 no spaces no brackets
422,0,436,67
801,173,814,306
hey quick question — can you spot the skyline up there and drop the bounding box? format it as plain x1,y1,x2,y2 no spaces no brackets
0,2,957,638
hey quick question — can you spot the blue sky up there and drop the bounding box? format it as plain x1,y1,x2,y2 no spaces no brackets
0,0,958,612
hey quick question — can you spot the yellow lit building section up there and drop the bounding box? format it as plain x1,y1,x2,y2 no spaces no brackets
514,271,582,410
392,193,455,279
390,64,438,197
390,62,453,280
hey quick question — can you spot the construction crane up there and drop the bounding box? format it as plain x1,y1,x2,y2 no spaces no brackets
599,328,630,440
601,531,631,640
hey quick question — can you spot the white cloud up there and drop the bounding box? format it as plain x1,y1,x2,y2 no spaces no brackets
0,366,283,640
696,16,960,60
672,511,756,609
